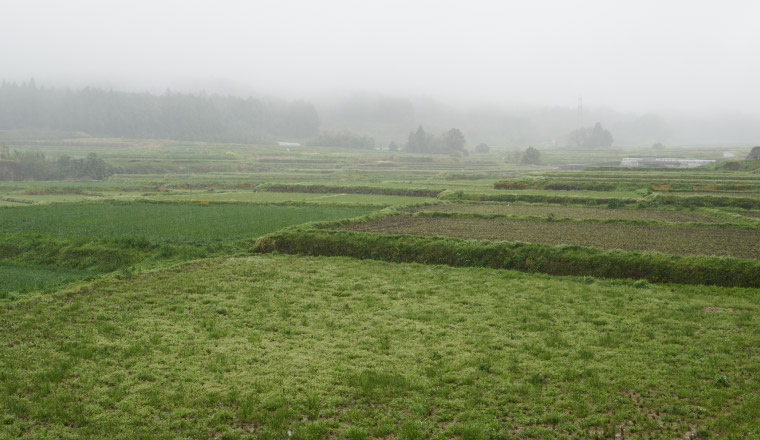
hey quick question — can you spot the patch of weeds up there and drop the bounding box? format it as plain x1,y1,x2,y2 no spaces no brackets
545,332,569,348
376,334,391,353
400,420,424,440
345,426,369,440
348,369,409,399
578,348,595,360
303,393,321,420
632,279,652,289
528,372,547,386
451,423,485,440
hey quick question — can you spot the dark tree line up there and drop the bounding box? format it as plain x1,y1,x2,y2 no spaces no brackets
310,131,376,149
565,122,614,148
0,145,115,180
405,126,466,155
0,81,320,142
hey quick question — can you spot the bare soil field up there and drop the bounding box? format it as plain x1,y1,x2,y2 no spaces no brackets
339,216,760,259
412,203,725,223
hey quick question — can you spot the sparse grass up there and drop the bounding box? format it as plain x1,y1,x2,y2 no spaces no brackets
0,255,758,439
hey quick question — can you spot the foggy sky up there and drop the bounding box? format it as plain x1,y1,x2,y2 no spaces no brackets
2,0,759,117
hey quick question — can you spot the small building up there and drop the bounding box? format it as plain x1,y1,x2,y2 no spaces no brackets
277,142,301,147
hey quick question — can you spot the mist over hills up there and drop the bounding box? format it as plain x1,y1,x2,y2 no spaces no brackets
1,80,759,149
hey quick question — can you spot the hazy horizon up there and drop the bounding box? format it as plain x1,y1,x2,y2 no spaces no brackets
3,0,760,119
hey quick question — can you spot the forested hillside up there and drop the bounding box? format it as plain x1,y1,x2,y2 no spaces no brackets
0,81,320,142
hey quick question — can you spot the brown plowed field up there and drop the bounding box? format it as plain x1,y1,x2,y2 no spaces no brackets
412,204,724,223
338,216,760,259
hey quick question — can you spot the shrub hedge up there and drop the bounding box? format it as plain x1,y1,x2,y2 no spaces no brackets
254,228,760,288
655,194,760,210
494,180,619,191
439,190,638,206
261,184,441,198
0,233,238,272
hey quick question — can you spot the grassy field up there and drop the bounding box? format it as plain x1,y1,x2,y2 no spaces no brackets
339,216,760,259
0,202,374,244
1,255,758,439
412,204,726,223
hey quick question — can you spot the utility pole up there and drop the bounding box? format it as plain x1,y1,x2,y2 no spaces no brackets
577,95,584,129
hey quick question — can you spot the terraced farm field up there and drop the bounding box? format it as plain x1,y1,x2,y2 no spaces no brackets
339,216,760,259
413,203,725,223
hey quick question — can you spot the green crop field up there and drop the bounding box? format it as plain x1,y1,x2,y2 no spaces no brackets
339,216,760,259
0,202,374,244
1,255,758,439
0,202,374,296
0,261,97,299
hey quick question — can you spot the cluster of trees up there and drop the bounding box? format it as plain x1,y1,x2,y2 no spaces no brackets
474,143,490,153
565,122,614,148
503,146,542,165
0,145,114,180
310,131,376,149
0,81,320,142
405,126,466,155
